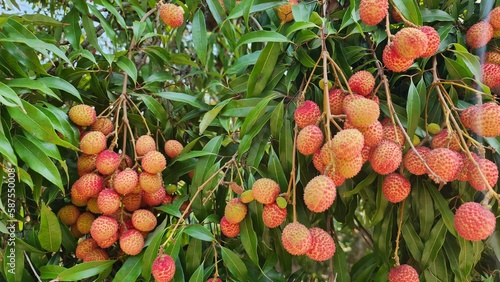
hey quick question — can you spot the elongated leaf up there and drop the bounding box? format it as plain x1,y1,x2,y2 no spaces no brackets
113,253,143,282
402,220,423,261
247,42,281,97
0,120,17,165
199,99,231,134
186,238,202,276
0,81,23,108
57,260,115,281
192,9,207,64
426,183,457,236
240,215,259,266
139,95,167,125
184,225,215,242
421,219,447,269
392,0,422,25
7,78,59,100
236,31,288,47
38,205,62,252
406,81,420,141
188,263,204,282
39,265,67,280
221,246,248,280
155,92,207,109
142,222,167,279
116,56,137,83
37,77,81,101
240,95,275,136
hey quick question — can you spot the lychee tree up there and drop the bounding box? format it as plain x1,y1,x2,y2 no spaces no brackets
0,0,500,281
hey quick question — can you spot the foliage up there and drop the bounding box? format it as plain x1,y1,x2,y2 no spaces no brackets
0,0,499,281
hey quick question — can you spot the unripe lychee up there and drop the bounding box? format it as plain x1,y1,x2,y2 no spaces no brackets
75,172,103,198
281,222,312,255
481,63,500,89
139,172,163,193
141,151,167,174
86,197,101,214
95,150,121,175
430,129,461,151
159,3,184,28
419,26,440,58
335,153,364,179
403,146,431,175
69,104,96,127
132,209,157,232
454,202,496,241
91,117,114,135
348,70,375,96
252,178,280,204
164,140,184,159
329,88,345,115
388,264,419,282
90,215,119,243
276,0,298,23
143,187,167,207
220,216,240,238
344,97,380,128
228,182,244,194
224,198,247,224
70,224,85,238
393,27,429,59
240,190,255,203
136,135,156,156
119,229,144,255
297,125,324,155
77,154,97,176
76,211,96,234
152,254,176,282
468,102,500,137
97,189,121,215
113,169,139,195
80,131,107,155
294,100,321,129
58,205,81,226
427,123,441,135
425,148,461,183
303,175,336,213
359,0,388,26
490,7,500,29
382,43,414,72
382,173,411,203
466,21,493,49
122,193,142,212
306,228,335,261
262,202,287,228
369,140,402,175
467,158,498,191
331,129,364,159
83,248,109,262
165,184,178,195
76,238,98,260
276,196,288,208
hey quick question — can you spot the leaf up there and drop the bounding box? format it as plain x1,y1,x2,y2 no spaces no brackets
116,56,138,83
240,94,275,136
113,253,143,282
426,183,457,236
170,151,217,164
199,99,231,134
226,51,261,75
236,31,289,48
37,77,82,101
39,265,67,280
192,9,208,64
62,8,82,49
450,43,481,83
186,238,203,276
184,225,215,242
420,219,447,269
247,42,281,97
38,205,62,252
139,95,167,125
239,215,259,266
188,263,205,282
142,223,166,279
392,0,422,25
57,260,115,281
402,220,424,262
406,81,420,141
0,81,24,108
221,246,248,280
343,171,377,198
0,120,17,165
7,78,59,101
155,92,207,109
81,14,103,54
421,8,455,22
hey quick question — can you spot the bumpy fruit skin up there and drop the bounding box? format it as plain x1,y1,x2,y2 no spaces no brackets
312,150,326,173
467,158,498,191
91,117,113,135
306,228,336,261
425,148,461,183
141,151,167,174
369,140,402,175
252,178,280,204
132,209,157,232
122,193,142,212
427,123,441,135
136,135,156,156
348,70,375,96
335,154,364,179
329,88,345,115
485,51,500,65
393,27,429,59
382,43,414,72
490,7,500,29
467,102,500,137
90,215,119,243
220,216,240,238
95,150,121,175
281,222,312,255
113,169,139,195
224,198,247,224
430,129,461,151
294,100,321,128
382,173,411,203
330,129,364,160
403,146,431,175
466,21,493,49
80,131,107,155
97,189,121,215
71,184,89,206
58,205,81,226
228,182,244,194
276,0,298,23
382,124,405,146
139,172,163,193
83,248,109,262
262,202,287,228
75,172,103,198
481,63,500,89
357,121,384,147
164,140,184,159
69,104,96,127
86,197,101,214
76,238,98,260
77,154,97,176
344,97,380,128
297,125,324,155
303,175,336,212
418,26,440,57
159,3,184,28
359,0,388,26
143,187,167,207
76,212,96,234
207,278,223,282
454,202,496,241
388,264,420,282
119,229,144,255
152,254,176,282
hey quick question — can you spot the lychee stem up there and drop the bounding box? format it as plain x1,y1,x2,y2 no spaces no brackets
393,201,405,267
388,0,418,28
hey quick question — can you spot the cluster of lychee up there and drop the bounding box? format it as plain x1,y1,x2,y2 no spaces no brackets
59,104,184,263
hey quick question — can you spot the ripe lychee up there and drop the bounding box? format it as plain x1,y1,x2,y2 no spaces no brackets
485,51,500,65
403,146,431,175
75,172,103,198
382,43,414,72
306,227,335,261
369,140,402,175
281,222,312,255
481,63,500,89
383,124,405,146
164,140,184,159
454,202,496,241
80,131,107,155
122,193,142,212
152,254,176,282
430,129,461,151
335,153,364,179
77,154,97,176
467,158,498,191
393,27,429,59
456,152,479,181
86,197,100,214
220,216,240,238
91,117,113,135
312,150,326,173
382,173,411,203
325,166,346,186
276,0,298,23
69,104,96,127
294,100,321,129
83,248,109,262
419,26,440,58
159,3,184,28
119,229,144,256
490,7,500,29
76,211,96,234
297,125,324,155
329,88,345,115
76,238,98,260
331,129,364,159
228,182,244,194
71,183,89,207
466,21,493,49
262,202,287,228
224,198,247,224
356,120,384,147
359,0,388,26
96,231,118,249
139,172,163,193
113,169,139,195
303,175,336,213
97,189,121,215
141,151,167,174
132,209,157,232
136,135,156,156
143,187,167,207
90,215,119,243
252,178,280,204
468,102,500,137
95,150,121,175
70,224,85,238
57,205,81,226
344,97,380,128
425,148,461,183
388,264,419,282
348,70,376,96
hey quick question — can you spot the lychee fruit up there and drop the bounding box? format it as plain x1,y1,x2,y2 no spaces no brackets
369,140,402,175
403,146,431,175
91,117,114,135
344,97,380,128
294,100,321,129
331,129,364,159
357,120,384,147
119,229,144,255
359,0,388,26
388,264,419,282
312,150,326,173
77,154,97,176
348,70,375,96
467,158,498,191
228,182,244,194
251,178,280,204
425,148,461,183
122,193,142,212
297,125,324,155
454,202,496,241
80,131,107,155
97,189,121,215
76,211,96,234
71,183,89,207
383,124,405,146
95,150,121,175
83,248,109,262
139,172,163,193
86,197,101,214
136,135,156,156
90,215,119,243
141,151,167,174
481,63,500,89
466,21,493,49
69,104,96,127
240,190,255,203
57,205,81,226
262,202,287,228
70,224,85,238
382,173,411,203
490,7,500,29
329,88,345,115
164,140,184,159
303,175,336,212
113,169,139,195
132,209,157,232
276,0,298,23
430,129,461,151
220,216,240,238
159,3,184,28
281,222,312,255
393,27,429,59
485,51,500,65
382,43,414,72
335,153,364,179
96,231,119,249
467,102,500,137
456,152,479,181
224,198,247,224
143,187,167,207
75,172,103,198
76,238,98,260
152,254,176,282
306,228,336,261
419,26,440,58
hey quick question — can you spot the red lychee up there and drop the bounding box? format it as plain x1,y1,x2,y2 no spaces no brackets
344,97,380,128
91,117,113,135
220,216,240,238
90,215,118,243
69,104,96,127
466,21,493,49
164,140,184,159
348,70,375,96
224,198,247,224
359,0,389,26
382,43,414,72
57,205,81,226
97,189,121,215
306,227,336,261
152,254,176,282
382,173,411,203
294,100,321,129
467,158,498,191
132,209,157,232
159,3,184,28
297,125,324,155
454,202,496,241
113,169,139,195
119,229,144,256
329,88,345,115
262,202,287,228
369,140,402,175
80,131,107,155
419,26,440,58
136,135,156,156
425,148,461,183
251,178,280,204
281,222,312,255
403,146,431,175
95,150,121,175
141,151,167,174
481,63,500,89
393,27,429,59
303,175,336,213
388,264,419,282
331,129,364,159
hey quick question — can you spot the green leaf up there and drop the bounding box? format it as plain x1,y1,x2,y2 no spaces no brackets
39,265,67,280
226,51,261,75
62,8,82,49
186,238,202,276
155,92,207,109
402,220,424,262
392,0,422,25
240,215,259,266
192,9,208,64
247,42,281,97
170,151,216,164
38,205,62,252
343,171,377,198
236,31,289,47
57,260,115,281
199,99,231,134
81,14,103,54
37,77,82,102
113,253,143,282
406,81,420,141
0,120,17,165
12,135,63,192
184,225,215,242
450,43,481,84
240,94,275,136
7,78,59,101
188,263,205,282
270,101,284,137
138,95,167,125
421,8,455,22
221,246,248,280
421,219,447,269
426,183,457,236
0,81,24,108
142,221,167,279
116,56,138,83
